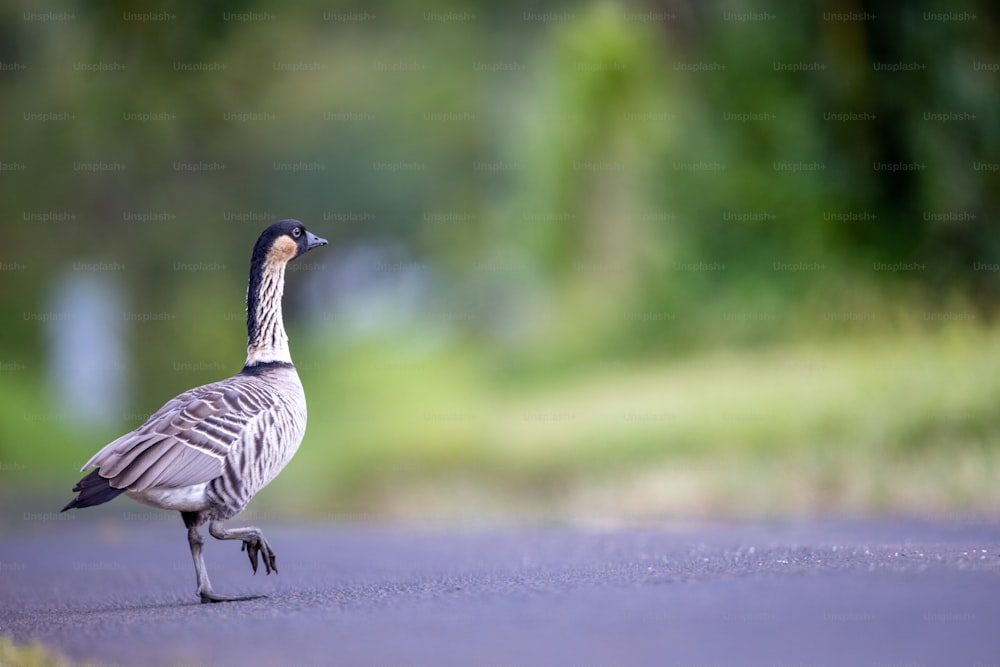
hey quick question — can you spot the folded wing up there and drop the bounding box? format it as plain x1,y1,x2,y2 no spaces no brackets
83,377,264,492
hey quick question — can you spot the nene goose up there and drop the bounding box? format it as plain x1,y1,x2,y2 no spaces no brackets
62,220,327,603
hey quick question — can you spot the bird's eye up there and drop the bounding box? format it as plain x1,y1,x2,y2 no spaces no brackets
292,227,302,238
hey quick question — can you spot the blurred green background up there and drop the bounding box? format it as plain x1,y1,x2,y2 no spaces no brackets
2,0,999,526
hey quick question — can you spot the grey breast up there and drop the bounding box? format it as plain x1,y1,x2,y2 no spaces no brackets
205,366,307,518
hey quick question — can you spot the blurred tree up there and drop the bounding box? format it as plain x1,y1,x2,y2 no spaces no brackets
503,2,674,347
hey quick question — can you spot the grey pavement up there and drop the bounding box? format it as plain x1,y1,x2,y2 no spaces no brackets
2,518,1000,666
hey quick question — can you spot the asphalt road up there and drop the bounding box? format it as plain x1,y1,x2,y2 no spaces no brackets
2,518,1000,666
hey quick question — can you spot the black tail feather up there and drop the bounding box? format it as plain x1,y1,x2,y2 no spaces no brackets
61,469,127,511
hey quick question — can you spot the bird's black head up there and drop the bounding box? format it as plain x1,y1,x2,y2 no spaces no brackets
251,219,328,266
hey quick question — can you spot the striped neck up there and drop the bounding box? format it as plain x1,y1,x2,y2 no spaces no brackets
245,253,292,366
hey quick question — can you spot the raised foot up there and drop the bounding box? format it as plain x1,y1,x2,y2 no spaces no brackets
199,590,267,604
241,536,278,576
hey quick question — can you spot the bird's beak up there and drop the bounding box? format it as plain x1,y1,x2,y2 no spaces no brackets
304,231,328,250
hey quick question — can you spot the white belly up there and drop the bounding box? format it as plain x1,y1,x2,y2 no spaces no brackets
127,483,211,512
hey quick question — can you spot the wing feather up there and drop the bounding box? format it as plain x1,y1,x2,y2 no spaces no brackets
80,374,274,492
130,445,185,490
95,433,170,477
114,438,178,488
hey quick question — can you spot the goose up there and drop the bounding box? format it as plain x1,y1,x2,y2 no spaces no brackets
62,219,327,603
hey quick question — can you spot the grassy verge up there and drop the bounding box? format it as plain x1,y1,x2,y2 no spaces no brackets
253,324,1000,520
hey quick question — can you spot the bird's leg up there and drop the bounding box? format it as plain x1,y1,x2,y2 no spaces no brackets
183,512,263,604
208,520,278,576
